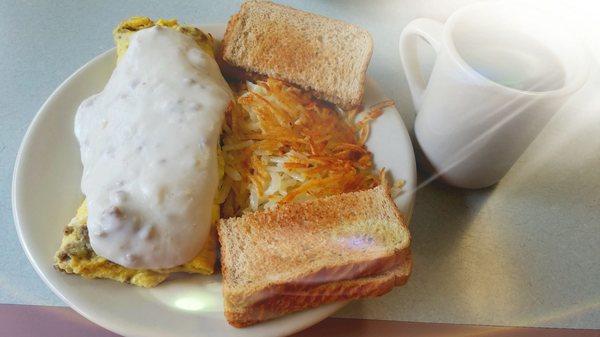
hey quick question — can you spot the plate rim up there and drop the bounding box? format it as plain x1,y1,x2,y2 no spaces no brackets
11,48,120,331
12,23,416,337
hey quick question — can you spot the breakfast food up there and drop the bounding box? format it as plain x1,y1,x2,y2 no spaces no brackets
221,0,373,109
220,78,385,217
54,1,412,328
113,17,215,62
76,23,230,269
226,262,411,328
55,202,216,287
54,17,227,286
218,184,412,327
217,3,412,327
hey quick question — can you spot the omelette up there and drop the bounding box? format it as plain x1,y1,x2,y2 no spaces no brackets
54,17,223,287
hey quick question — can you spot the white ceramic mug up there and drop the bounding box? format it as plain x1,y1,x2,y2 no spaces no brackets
400,1,590,189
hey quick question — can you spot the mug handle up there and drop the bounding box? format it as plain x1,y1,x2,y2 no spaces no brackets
399,18,444,110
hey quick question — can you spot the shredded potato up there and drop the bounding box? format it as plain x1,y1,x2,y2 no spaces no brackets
218,78,391,218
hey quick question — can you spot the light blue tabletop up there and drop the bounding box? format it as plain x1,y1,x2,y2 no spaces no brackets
1,0,599,330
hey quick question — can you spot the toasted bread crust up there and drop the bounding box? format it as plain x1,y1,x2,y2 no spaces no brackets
225,256,412,327
218,184,412,327
222,243,408,307
220,0,373,109
218,185,411,305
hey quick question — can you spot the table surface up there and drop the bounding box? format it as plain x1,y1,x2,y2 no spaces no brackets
1,0,599,333
3,304,600,337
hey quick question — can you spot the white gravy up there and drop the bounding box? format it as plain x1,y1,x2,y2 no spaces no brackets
74,26,231,269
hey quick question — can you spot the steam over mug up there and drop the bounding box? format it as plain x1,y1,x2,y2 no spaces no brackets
400,1,590,189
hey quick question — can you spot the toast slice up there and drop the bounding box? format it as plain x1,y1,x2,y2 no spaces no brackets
221,0,373,109
225,255,412,327
218,184,411,327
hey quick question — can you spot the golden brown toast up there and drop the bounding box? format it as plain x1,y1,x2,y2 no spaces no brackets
225,257,411,328
218,184,411,327
221,1,373,109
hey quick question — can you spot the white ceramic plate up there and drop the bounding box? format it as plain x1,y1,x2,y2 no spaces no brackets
12,24,416,337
